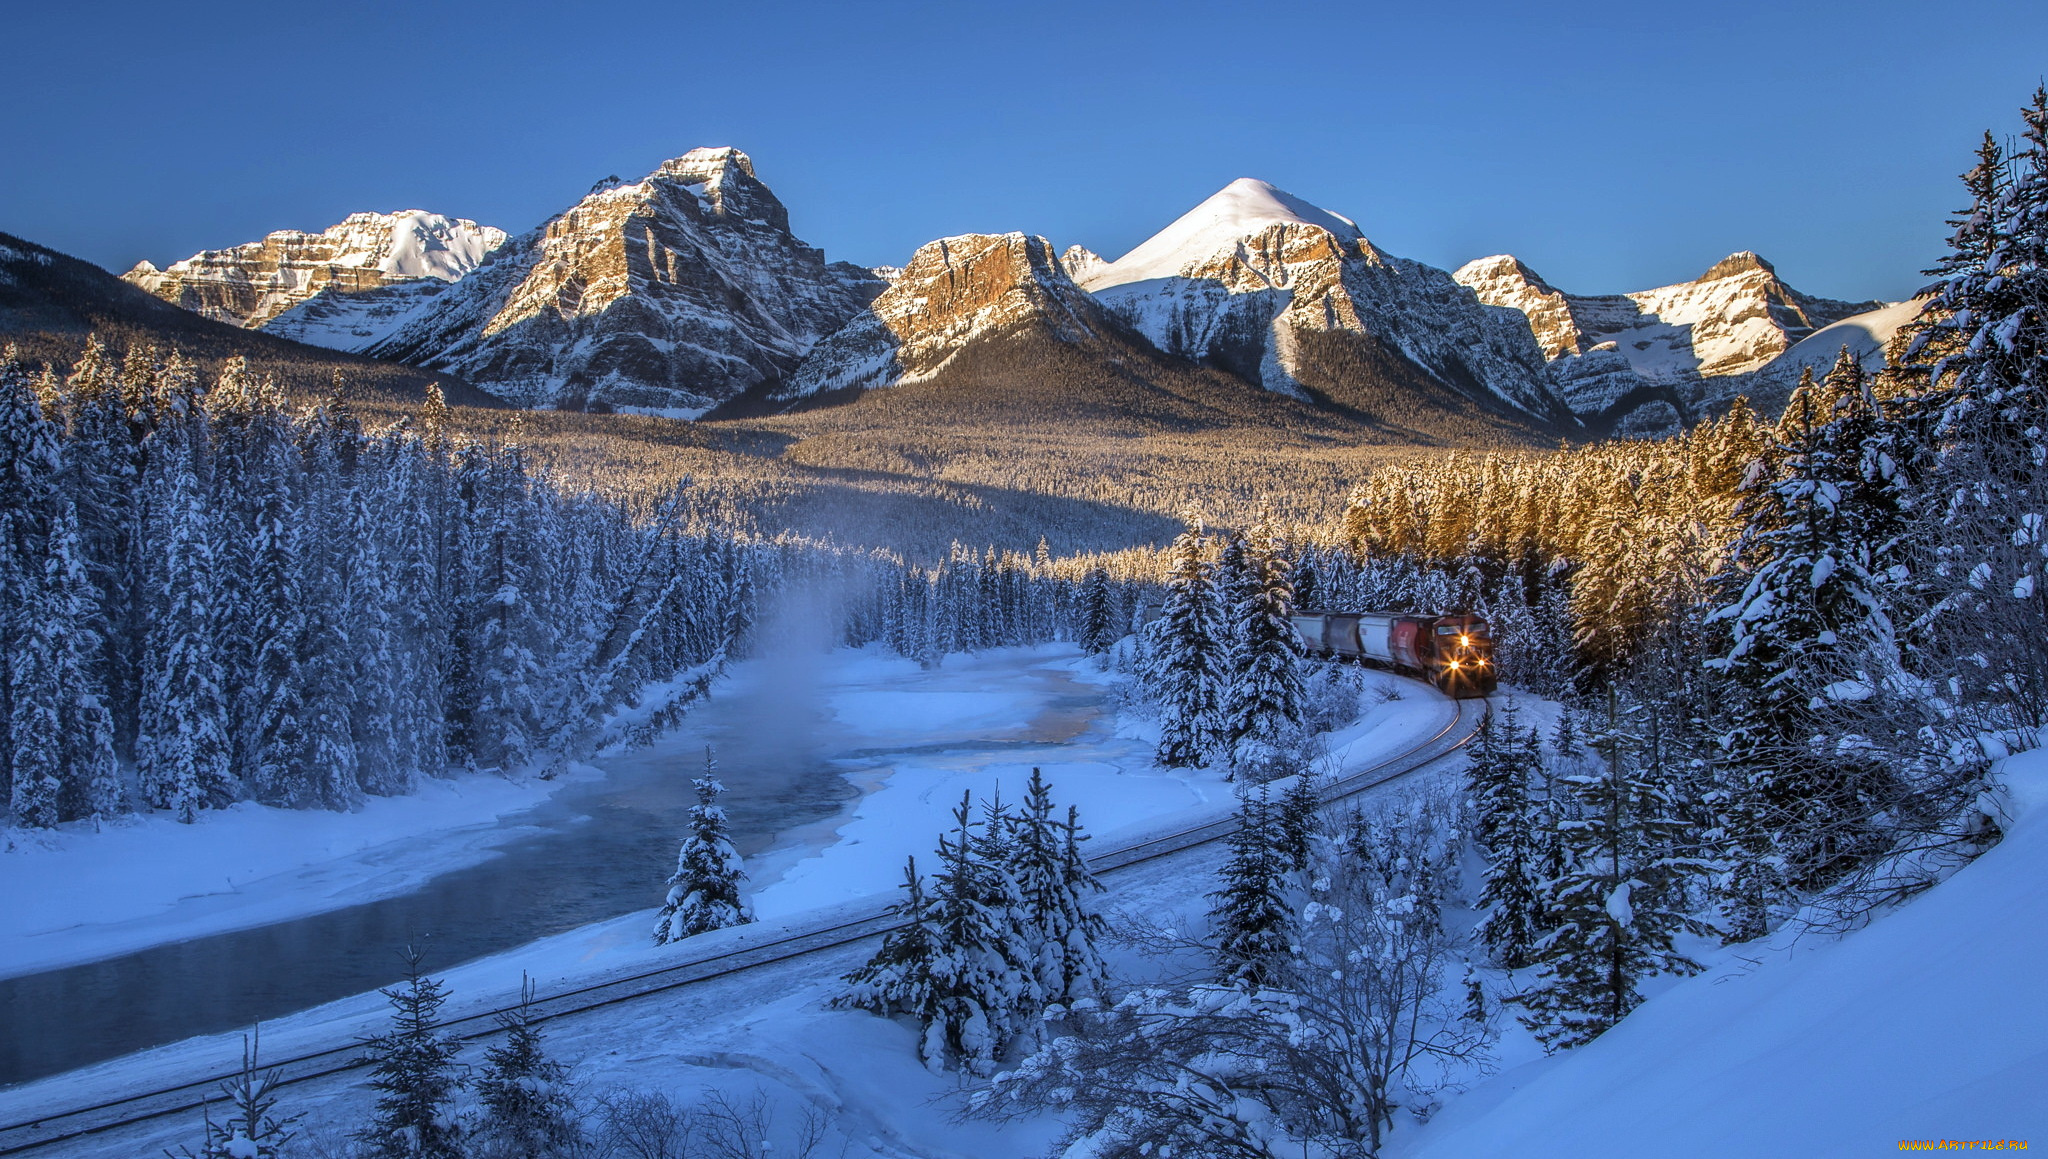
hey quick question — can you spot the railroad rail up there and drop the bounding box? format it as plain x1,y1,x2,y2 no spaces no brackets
0,690,1482,1156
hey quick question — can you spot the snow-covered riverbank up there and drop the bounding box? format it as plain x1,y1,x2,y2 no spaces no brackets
0,643,1450,1156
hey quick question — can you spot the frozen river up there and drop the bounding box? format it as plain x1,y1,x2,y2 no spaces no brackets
0,647,1119,1086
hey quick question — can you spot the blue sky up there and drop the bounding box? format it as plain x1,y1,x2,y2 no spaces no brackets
5,0,2044,301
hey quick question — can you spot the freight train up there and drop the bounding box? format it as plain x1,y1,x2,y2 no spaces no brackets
1289,609,1497,697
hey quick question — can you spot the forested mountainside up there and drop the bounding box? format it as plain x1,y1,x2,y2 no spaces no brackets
0,232,501,408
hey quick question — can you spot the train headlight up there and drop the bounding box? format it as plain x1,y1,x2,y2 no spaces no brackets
1445,659,1461,670
1460,635,1470,647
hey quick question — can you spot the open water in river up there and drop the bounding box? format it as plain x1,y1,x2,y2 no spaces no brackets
0,657,1101,1087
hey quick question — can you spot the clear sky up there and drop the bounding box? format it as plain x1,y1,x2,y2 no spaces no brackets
5,0,2044,302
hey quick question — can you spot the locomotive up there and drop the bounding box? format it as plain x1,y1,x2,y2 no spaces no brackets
1289,609,1497,698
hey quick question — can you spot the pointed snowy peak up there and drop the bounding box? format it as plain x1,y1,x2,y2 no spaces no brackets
1698,250,1777,282
366,147,880,414
1061,244,1107,283
1081,178,1363,291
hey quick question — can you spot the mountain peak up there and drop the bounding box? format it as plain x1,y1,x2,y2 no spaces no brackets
657,146,756,183
1700,250,1777,281
1081,178,1361,291
1454,254,1558,294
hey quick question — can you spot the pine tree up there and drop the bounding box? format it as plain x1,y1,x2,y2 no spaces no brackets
8,554,62,828
1899,88,2048,729
923,791,1029,1069
1710,349,1912,906
1470,705,1542,969
355,950,464,1159
49,506,120,821
137,426,235,822
1209,785,1294,989
1077,567,1115,655
1142,526,1224,768
1513,693,1713,1049
1007,768,1107,1009
469,978,580,1159
1274,769,1322,873
0,356,62,819
173,1033,300,1159
1220,521,1306,776
653,748,754,943
836,856,949,1059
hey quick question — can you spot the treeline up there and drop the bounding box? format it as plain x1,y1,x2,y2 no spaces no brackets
0,334,1170,831
0,339,755,827
1336,88,2048,935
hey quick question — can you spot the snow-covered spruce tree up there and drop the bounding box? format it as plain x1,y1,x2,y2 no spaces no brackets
1898,88,2048,732
7,546,62,829
1007,768,1108,1011
468,978,581,1159
1274,768,1322,874
1208,784,1294,989
355,950,464,1159
48,505,121,821
245,418,310,808
137,419,236,822
172,1033,301,1159
1288,547,1322,610
977,790,1485,1159
1142,525,1224,769
835,855,948,1051
839,792,1031,1072
1219,521,1306,777
1513,693,1715,1050
0,356,62,818
1077,566,1116,655
1470,704,1542,969
653,747,754,944
1709,351,1916,924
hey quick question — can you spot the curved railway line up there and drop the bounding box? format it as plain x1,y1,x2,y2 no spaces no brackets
0,687,1483,1156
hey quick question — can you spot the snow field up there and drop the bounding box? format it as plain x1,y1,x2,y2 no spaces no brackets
1401,741,2048,1157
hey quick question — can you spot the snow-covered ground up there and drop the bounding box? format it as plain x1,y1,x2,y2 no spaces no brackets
1401,742,2048,1158
0,645,1450,1157
0,766,576,981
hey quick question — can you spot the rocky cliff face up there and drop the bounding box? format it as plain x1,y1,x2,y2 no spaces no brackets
1076,179,1575,429
365,148,883,415
1454,251,1886,420
772,232,1115,401
123,211,505,331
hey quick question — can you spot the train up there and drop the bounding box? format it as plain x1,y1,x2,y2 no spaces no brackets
1289,608,1497,697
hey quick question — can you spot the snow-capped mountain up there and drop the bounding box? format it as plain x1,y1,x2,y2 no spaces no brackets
1076,179,1576,428
770,232,1117,402
1454,252,1886,418
122,211,506,332
364,147,884,416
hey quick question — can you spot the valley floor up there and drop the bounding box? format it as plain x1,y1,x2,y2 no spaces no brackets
0,644,1446,1156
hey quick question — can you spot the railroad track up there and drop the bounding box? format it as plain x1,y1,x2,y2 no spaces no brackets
0,691,1481,1156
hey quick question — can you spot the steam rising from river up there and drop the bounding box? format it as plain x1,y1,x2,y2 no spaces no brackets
710,579,848,783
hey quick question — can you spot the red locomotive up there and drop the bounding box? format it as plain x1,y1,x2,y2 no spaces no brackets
1289,609,1497,697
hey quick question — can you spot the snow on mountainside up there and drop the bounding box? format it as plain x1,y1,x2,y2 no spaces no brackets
1078,179,1576,427
1405,743,2048,1157
1455,252,1887,421
365,147,883,415
122,211,506,331
770,232,1115,401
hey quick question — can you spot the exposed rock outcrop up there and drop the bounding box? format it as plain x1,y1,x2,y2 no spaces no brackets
366,148,883,415
123,211,505,331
